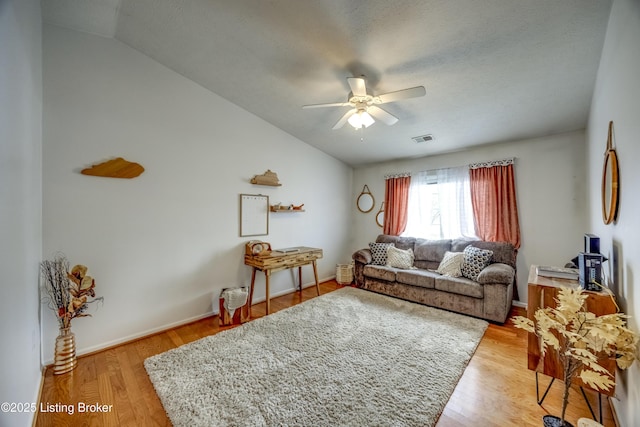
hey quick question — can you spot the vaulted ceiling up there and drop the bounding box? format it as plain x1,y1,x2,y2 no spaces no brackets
42,0,613,166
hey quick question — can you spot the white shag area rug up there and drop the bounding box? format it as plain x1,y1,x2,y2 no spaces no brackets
144,287,488,427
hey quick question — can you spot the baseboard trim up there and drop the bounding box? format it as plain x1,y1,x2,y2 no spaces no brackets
609,396,622,427
31,367,46,427
72,311,218,360
42,276,335,366
512,300,526,309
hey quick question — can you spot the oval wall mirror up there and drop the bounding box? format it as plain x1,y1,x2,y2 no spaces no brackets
356,185,375,213
375,202,385,228
601,122,619,224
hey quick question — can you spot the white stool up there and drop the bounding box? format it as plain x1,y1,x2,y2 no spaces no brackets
577,418,604,427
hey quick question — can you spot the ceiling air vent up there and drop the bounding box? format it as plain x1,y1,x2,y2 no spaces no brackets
411,134,434,144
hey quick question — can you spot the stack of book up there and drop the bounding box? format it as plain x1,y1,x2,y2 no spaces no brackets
272,247,302,254
536,265,579,280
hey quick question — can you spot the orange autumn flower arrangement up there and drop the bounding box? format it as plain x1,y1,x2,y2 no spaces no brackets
41,255,103,329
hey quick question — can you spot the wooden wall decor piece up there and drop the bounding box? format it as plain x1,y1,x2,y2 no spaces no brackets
81,157,145,179
601,121,619,225
250,170,281,186
376,202,385,227
356,184,375,213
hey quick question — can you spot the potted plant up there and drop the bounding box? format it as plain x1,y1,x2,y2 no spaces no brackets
513,287,638,427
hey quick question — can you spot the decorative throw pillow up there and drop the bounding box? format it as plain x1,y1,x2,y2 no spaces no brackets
436,251,464,277
386,246,415,269
369,242,395,265
461,246,494,281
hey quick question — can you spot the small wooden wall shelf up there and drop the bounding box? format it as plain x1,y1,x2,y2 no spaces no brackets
81,157,144,179
270,205,304,213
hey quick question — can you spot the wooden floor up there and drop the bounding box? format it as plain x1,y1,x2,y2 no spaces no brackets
35,281,615,427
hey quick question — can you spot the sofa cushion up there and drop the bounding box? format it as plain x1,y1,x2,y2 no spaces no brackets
436,251,464,277
386,246,415,269
396,269,437,289
470,241,516,268
413,260,441,270
414,239,451,263
376,235,416,251
363,265,397,282
451,239,516,268
477,263,515,285
461,246,493,281
352,249,373,264
369,242,395,265
435,276,484,298
451,238,480,253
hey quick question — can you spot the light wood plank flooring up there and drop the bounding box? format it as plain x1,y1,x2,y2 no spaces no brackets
35,281,615,426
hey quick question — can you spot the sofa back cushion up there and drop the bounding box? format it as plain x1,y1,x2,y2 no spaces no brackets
451,238,516,268
375,235,416,251
414,238,452,261
412,238,452,270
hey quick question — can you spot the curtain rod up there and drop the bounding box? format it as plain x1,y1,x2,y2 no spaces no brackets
384,172,411,179
469,157,515,169
384,157,516,178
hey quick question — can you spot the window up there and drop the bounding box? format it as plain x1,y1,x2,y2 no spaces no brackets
403,167,476,240
402,172,441,239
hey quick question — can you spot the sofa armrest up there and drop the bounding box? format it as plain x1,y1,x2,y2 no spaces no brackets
353,249,373,265
477,263,515,285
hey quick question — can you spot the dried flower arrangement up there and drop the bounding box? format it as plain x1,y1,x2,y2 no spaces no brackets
41,254,103,329
513,287,638,427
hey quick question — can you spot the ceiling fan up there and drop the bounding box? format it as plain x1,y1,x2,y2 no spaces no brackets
302,77,426,130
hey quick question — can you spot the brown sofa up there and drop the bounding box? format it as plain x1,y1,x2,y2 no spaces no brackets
352,234,516,323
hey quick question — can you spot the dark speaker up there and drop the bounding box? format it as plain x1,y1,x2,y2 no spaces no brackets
578,252,603,292
584,234,600,254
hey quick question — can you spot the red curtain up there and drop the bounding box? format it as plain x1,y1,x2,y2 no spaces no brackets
383,175,411,236
469,163,521,249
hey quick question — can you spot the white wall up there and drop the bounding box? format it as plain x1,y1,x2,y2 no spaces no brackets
350,131,588,305
0,0,43,426
42,25,352,362
586,0,640,425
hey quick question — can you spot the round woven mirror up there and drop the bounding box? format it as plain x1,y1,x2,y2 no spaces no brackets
601,121,619,225
356,185,375,213
376,202,385,227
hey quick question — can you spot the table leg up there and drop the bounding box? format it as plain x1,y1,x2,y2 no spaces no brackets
312,260,320,296
298,266,303,292
249,268,257,318
265,270,271,315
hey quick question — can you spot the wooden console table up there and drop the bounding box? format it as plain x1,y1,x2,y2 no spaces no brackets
244,247,323,315
527,265,617,421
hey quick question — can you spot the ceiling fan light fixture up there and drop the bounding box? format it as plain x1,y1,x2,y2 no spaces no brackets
348,110,375,129
303,76,425,130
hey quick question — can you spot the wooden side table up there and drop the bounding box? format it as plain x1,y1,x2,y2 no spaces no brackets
527,265,618,422
244,247,323,315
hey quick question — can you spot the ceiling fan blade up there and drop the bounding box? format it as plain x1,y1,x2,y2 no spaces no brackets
368,106,398,126
377,86,426,104
347,77,367,97
302,102,351,109
332,109,356,130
